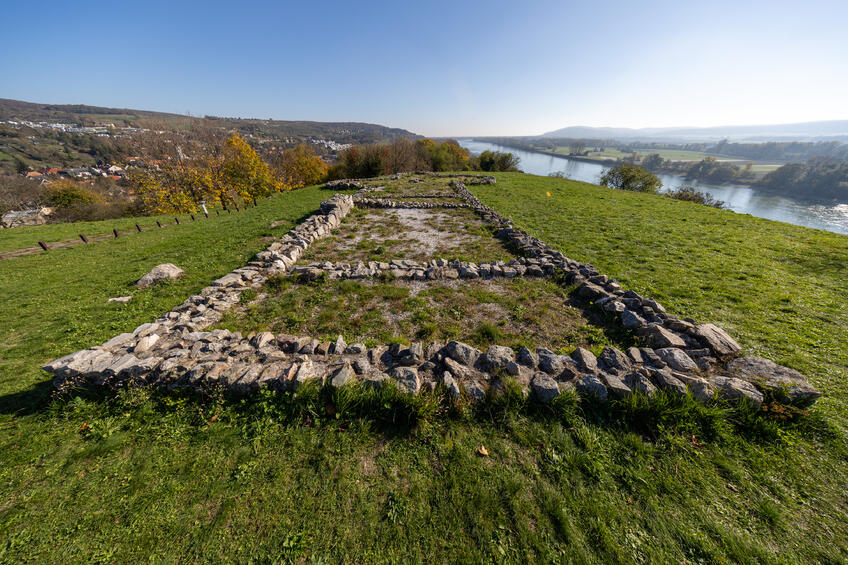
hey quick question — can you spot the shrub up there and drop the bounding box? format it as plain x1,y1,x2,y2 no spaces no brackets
665,186,726,208
600,164,662,193
478,150,520,172
47,180,103,208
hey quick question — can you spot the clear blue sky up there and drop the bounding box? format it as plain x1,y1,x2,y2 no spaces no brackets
2,0,847,136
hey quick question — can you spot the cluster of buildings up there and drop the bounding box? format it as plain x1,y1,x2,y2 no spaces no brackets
310,138,352,151
0,119,149,137
25,164,126,181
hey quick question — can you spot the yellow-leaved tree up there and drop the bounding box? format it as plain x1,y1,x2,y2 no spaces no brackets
129,133,286,214
220,133,285,202
275,144,328,188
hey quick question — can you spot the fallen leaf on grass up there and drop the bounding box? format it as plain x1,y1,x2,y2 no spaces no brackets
477,445,489,457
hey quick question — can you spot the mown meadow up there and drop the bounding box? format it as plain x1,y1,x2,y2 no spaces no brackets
0,176,846,563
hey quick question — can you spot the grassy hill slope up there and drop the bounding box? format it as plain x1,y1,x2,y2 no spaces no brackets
0,178,846,563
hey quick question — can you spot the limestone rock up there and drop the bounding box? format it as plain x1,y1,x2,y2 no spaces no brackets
330,362,356,388
692,323,741,357
600,372,632,399
673,371,715,402
516,346,538,368
477,345,514,373
442,341,481,366
390,366,420,394
250,332,276,349
575,374,608,403
136,264,184,288
530,373,560,404
571,347,598,373
598,347,631,373
622,309,647,330
648,368,687,397
726,356,821,407
623,371,657,398
442,372,461,400
655,348,699,372
640,325,687,349
710,376,764,407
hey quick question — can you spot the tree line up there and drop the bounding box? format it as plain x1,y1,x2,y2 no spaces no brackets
327,139,519,179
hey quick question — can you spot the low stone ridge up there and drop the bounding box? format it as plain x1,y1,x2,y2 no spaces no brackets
354,197,471,210
291,256,551,282
43,177,820,413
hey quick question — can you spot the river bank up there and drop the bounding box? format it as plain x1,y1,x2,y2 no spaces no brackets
471,139,764,188
458,139,848,235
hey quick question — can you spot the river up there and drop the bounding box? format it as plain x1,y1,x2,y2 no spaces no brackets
458,139,848,235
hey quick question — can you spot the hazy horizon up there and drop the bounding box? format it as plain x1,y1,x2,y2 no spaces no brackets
3,0,848,136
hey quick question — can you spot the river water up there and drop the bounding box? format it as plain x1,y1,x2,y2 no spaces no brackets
458,139,848,235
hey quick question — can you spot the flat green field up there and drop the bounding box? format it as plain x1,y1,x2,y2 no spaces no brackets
0,176,846,563
550,146,753,163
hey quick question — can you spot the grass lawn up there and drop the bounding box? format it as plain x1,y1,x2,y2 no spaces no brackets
0,211,222,253
0,176,846,563
214,276,620,353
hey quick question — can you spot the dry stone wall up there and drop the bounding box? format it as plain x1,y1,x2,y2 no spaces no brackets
43,177,821,411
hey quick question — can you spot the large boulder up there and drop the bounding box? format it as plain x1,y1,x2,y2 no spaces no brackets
390,367,420,393
655,348,699,372
571,347,598,373
692,323,741,357
530,373,560,404
441,341,481,367
598,347,632,373
136,264,185,288
574,374,608,403
710,376,764,407
726,356,821,407
639,325,686,349
476,345,515,373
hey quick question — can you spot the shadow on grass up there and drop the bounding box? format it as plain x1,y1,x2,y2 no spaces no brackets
0,378,56,417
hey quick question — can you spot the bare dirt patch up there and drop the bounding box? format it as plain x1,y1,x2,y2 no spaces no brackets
299,207,517,264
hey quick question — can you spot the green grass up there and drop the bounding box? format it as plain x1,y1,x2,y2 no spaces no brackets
214,276,616,352
0,211,223,253
548,146,757,164
0,175,847,562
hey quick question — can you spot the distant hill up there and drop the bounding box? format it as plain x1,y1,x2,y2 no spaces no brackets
0,98,419,144
541,121,848,143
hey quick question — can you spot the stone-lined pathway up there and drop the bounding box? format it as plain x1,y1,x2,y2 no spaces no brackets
44,174,821,410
